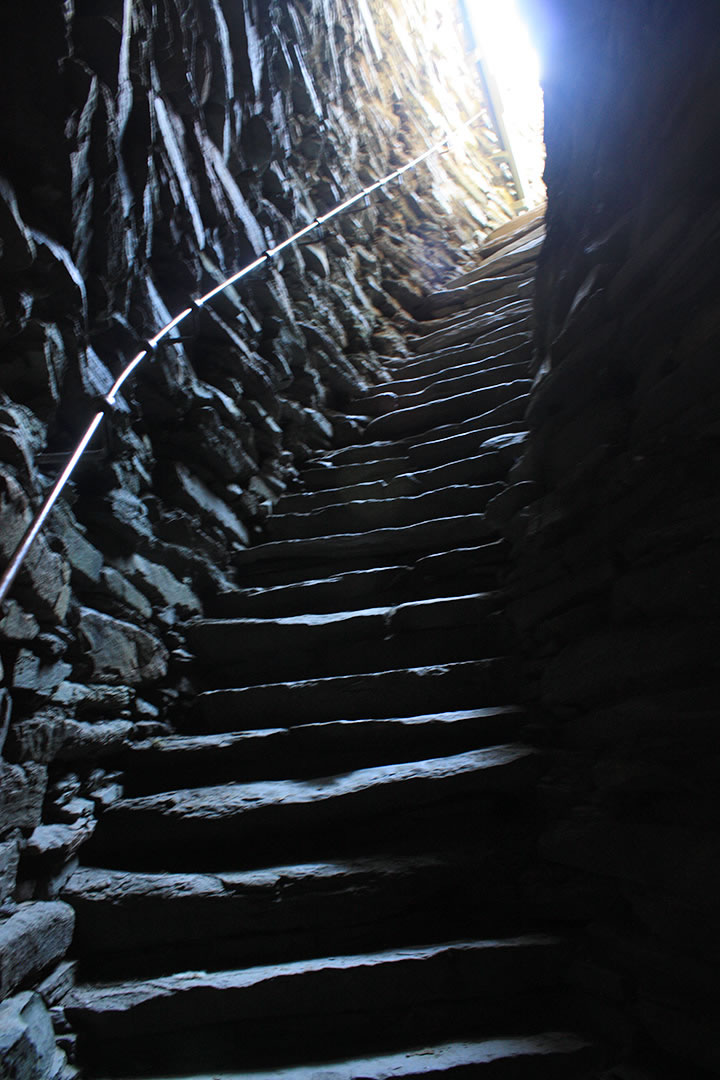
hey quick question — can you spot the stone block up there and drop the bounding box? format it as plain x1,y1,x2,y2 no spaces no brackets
4,712,66,765
0,902,75,1000
0,601,40,642
125,554,201,618
51,508,103,590
0,472,70,625
0,991,59,1080
0,840,20,904
77,608,168,686
0,762,47,840
12,652,73,700
98,567,153,620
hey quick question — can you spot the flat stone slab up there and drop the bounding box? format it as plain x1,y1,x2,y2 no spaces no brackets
265,482,504,540
87,745,538,864
232,515,498,582
210,564,413,618
186,594,502,686
366,381,531,441
119,707,526,790
121,1032,593,1080
358,358,531,415
384,332,531,382
65,852,510,975
67,935,562,1035
197,657,518,729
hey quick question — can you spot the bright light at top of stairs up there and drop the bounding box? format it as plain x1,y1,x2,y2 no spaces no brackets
467,0,546,207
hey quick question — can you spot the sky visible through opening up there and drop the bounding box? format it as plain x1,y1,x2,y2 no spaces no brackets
466,0,546,206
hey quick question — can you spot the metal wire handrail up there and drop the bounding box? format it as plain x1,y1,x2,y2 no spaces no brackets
0,111,486,606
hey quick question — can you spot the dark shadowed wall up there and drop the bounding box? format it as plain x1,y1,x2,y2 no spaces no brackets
510,1,720,1072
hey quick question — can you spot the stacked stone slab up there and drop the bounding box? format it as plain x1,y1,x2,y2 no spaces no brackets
61,210,596,1078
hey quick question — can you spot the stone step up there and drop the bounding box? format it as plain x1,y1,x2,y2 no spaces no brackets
118,708,527,791
403,399,529,453
421,273,536,322
265,482,504,540
82,1033,594,1080
445,227,544,284
67,936,567,1077
232,515,500,585
408,429,527,472
365,380,531,441
195,657,519,731
279,449,520,513
298,414,525,489
371,355,531,402
426,258,539,319
300,452,411,490
83,744,539,870
452,230,544,286
408,304,533,356
64,849,528,978
187,592,506,684
356,360,531,417
382,330,531,380
448,206,544,272
411,279,535,338
412,275,533,328
211,542,507,618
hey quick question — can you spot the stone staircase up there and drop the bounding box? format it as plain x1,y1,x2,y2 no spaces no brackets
61,209,598,1078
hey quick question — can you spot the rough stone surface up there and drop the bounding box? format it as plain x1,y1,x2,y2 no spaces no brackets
0,902,75,1001
0,991,62,1080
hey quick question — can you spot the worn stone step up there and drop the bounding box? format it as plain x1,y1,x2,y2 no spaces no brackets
194,657,519,731
98,1033,594,1080
118,707,527,792
188,592,506,685
447,226,544,282
298,414,524,489
412,275,533,330
382,331,531,380
407,284,535,346
365,380,531,441
449,206,544,271
420,274,536,324
232,514,501,586
212,564,412,617
64,849,531,978
409,303,533,356
67,935,566,1076
265,482,504,540
407,430,527,475
357,360,531,417
85,744,538,867
279,450,520,514
300,452,412,490
404,401,529,455
371,355,531,403
212,541,507,618
427,257,539,319
191,591,507,673
448,233,543,291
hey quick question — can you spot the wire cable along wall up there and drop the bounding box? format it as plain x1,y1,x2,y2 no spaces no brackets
0,111,486,606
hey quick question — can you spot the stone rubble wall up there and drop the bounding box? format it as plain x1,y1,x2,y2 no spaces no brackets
507,1,720,1072
0,0,518,1068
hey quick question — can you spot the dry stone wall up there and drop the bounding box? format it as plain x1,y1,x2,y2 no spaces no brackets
0,0,518,1069
508,1,720,1072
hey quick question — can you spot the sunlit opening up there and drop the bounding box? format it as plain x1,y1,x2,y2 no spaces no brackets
465,0,546,206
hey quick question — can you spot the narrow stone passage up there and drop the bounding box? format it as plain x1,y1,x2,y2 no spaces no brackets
62,210,596,1077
